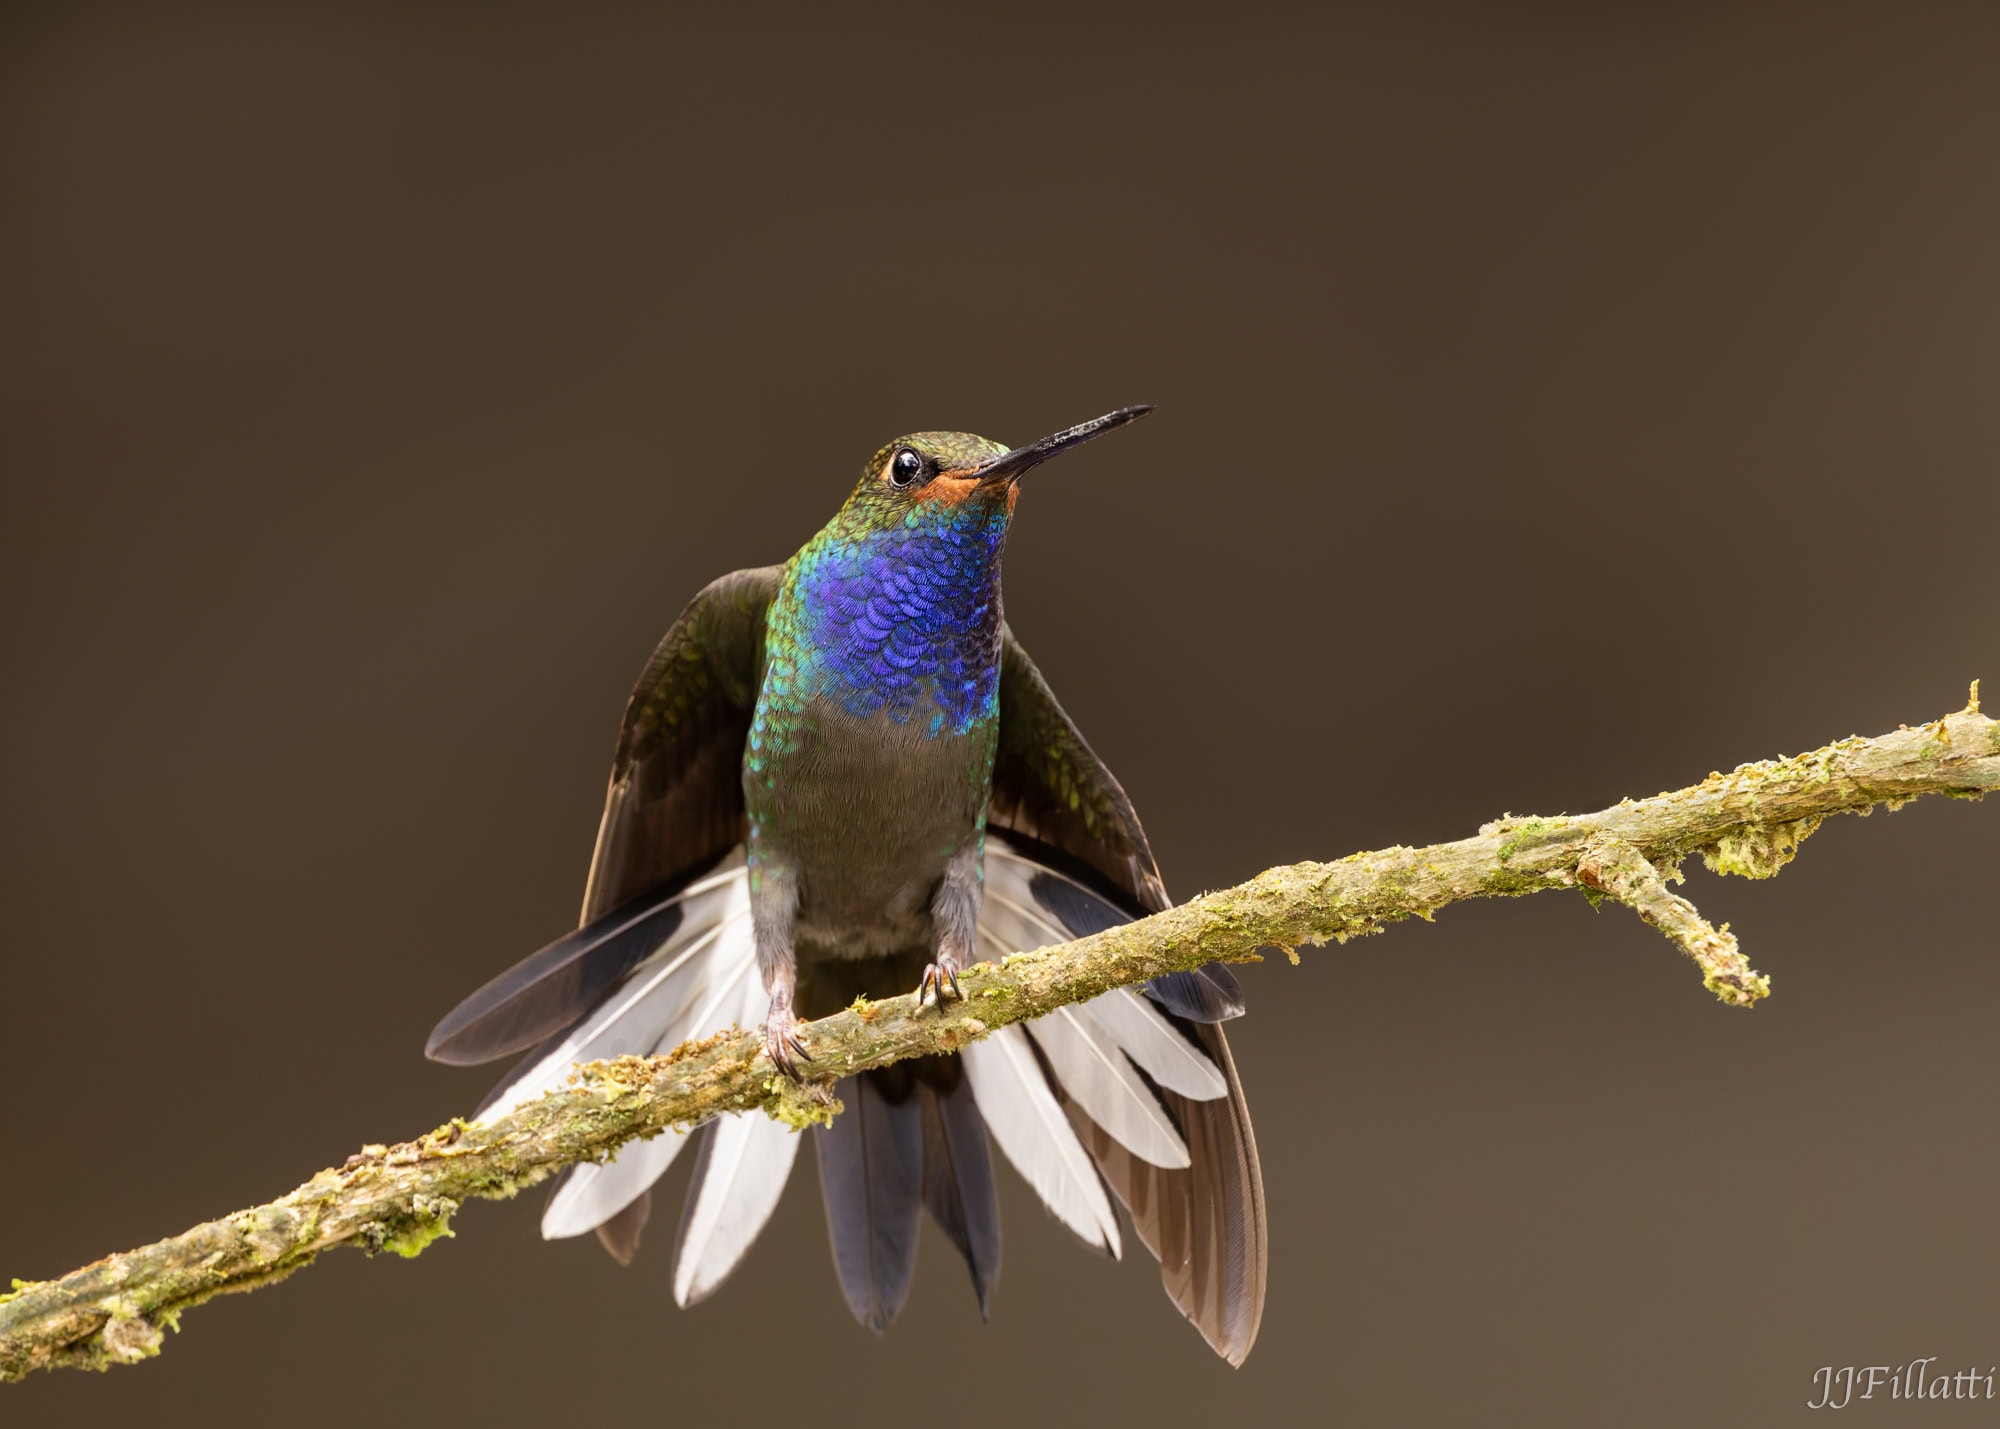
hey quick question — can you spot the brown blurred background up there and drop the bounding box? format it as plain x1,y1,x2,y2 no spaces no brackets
3,4,1996,1426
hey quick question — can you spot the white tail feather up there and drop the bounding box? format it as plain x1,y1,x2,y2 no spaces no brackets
977,921,1191,1166
542,1129,689,1242
960,1024,1121,1256
1022,1002,1190,1169
540,912,761,1239
1086,988,1228,1101
478,868,752,1124
979,847,1227,1108
669,967,803,1302
672,1112,803,1305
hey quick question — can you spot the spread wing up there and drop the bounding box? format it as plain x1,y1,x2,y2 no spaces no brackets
580,565,782,920
426,565,779,1067
427,565,782,1265
989,625,1171,913
986,628,1269,1366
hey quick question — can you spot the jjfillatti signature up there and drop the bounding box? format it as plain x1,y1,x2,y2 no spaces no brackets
1810,1360,1997,1409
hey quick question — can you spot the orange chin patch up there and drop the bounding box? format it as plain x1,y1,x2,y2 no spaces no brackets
912,470,989,508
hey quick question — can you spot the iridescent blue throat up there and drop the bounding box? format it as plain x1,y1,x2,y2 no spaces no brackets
788,502,1010,737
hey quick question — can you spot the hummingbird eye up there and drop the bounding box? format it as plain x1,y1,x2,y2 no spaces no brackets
888,448,929,489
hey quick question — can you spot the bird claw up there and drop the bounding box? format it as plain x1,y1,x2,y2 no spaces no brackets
764,1005,812,1081
917,954,964,1010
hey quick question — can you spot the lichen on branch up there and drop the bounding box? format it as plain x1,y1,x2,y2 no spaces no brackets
1576,836,1767,1005
2,689,1992,1385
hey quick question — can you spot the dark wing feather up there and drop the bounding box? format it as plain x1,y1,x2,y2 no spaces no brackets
989,626,1170,914
581,565,782,921
427,566,777,1066
428,566,777,1254
569,565,776,1247
990,631,1268,1365
425,882,691,1064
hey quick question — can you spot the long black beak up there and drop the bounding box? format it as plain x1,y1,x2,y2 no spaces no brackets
971,404,1155,488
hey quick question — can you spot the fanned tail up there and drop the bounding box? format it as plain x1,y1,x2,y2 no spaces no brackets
975,832,1269,1365
426,846,804,1285
423,825,1265,1360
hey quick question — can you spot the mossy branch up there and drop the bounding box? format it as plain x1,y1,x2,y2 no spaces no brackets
3,689,1993,1384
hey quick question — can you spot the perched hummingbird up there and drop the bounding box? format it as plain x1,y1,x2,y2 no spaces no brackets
426,406,1266,1363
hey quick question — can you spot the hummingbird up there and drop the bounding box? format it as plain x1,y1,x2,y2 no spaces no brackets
425,406,1267,1364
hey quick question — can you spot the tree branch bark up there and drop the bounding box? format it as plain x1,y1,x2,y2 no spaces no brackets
3,689,1992,1383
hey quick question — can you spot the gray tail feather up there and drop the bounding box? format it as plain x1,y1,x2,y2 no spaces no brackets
920,1062,1002,1318
817,1059,1002,1331
816,1068,925,1332
594,1187,653,1266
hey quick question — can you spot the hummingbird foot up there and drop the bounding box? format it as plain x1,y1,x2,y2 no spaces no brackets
763,999,812,1081
917,953,964,1010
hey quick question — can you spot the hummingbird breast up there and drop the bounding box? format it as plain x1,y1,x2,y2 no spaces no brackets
745,514,1008,971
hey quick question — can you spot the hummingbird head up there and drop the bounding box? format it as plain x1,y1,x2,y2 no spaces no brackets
840,405,1155,530
785,407,1153,734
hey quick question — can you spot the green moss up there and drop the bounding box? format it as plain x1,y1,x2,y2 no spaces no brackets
1700,816,1823,879
1494,815,1570,864
1704,967,1773,1006
762,1080,841,1131
372,1195,458,1259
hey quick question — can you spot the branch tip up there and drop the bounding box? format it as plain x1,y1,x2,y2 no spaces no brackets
1576,837,1770,1008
